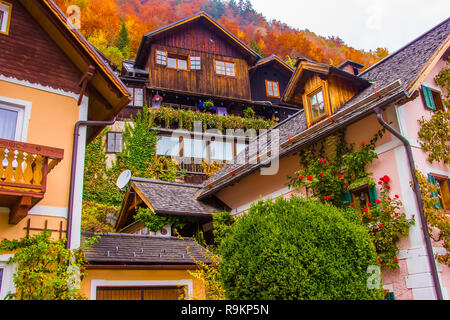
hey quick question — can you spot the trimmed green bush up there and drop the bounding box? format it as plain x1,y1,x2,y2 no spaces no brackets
218,196,384,300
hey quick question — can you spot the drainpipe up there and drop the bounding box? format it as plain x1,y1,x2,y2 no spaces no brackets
373,106,443,300
66,117,116,249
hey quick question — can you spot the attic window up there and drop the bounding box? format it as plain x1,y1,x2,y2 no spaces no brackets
156,50,167,65
0,1,12,35
265,80,280,98
308,89,326,120
215,60,235,77
190,56,201,70
167,53,188,70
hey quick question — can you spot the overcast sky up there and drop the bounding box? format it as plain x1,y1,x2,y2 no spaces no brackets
250,0,449,53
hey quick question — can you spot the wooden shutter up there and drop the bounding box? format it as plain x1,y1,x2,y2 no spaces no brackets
422,85,436,111
427,173,441,209
368,185,378,205
340,191,352,207
96,286,184,300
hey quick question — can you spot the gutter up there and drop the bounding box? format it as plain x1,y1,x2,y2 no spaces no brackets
373,106,443,300
66,118,117,249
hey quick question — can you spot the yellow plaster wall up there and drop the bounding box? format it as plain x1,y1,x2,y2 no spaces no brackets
0,80,79,240
81,268,206,300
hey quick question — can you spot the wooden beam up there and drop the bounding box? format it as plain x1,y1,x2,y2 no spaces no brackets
9,196,32,225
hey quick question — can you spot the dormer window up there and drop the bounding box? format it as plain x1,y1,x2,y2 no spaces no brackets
0,1,12,35
265,80,280,98
308,88,326,121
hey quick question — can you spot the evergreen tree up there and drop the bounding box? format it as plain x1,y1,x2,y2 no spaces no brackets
116,18,130,56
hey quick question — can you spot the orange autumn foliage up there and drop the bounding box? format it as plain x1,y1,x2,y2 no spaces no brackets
54,0,388,68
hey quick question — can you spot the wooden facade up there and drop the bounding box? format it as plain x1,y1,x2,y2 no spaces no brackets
249,58,293,103
284,60,369,127
148,43,252,100
0,0,81,94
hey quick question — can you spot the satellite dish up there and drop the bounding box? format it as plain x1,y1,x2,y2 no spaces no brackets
116,170,131,190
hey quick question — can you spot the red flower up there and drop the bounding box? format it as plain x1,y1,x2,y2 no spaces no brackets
386,185,391,190
378,224,383,228
337,174,343,179
319,178,322,182
327,195,332,200
368,214,372,219
378,181,382,185
378,259,381,264
395,213,399,217
376,199,381,204
350,203,354,207
381,175,390,183
368,202,372,206
361,142,365,146
362,208,368,212
307,175,313,181
323,196,327,200
319,172,324,177
395,194,399,198
387,197,391,201
393,257,398,262
299,176,303,180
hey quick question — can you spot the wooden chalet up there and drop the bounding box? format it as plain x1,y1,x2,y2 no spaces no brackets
105,12,298,184
120,11,296,121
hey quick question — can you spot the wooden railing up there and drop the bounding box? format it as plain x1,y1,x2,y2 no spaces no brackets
0,138,64,224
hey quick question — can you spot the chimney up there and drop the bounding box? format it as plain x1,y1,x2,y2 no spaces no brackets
337,60,364,76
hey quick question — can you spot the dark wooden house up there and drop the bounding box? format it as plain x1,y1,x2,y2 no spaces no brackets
119,12,297,120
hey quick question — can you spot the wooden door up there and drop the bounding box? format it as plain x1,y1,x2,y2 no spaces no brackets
96,286,184,300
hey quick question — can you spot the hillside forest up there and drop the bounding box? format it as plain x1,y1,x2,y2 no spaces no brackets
54,0,390,69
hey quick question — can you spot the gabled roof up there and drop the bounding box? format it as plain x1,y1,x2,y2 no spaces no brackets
81,232,213,265
283,58,370,103
134,11,261,68
116,178,225,231
21,0,131,141
196,17,450,200
250,54,295,74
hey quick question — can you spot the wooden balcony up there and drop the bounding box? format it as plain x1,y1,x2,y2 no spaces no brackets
0,138,64,224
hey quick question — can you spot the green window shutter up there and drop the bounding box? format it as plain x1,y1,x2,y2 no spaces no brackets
422,85,436,111
427,173,441,209
368,185,378,205
340,191,352,208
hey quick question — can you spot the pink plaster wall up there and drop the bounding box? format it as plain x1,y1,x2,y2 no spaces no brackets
213,55,449,299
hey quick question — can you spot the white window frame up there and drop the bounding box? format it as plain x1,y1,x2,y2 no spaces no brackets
0,96,32,142
156,50,167,66
0,254,16,300
190,56,201,70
